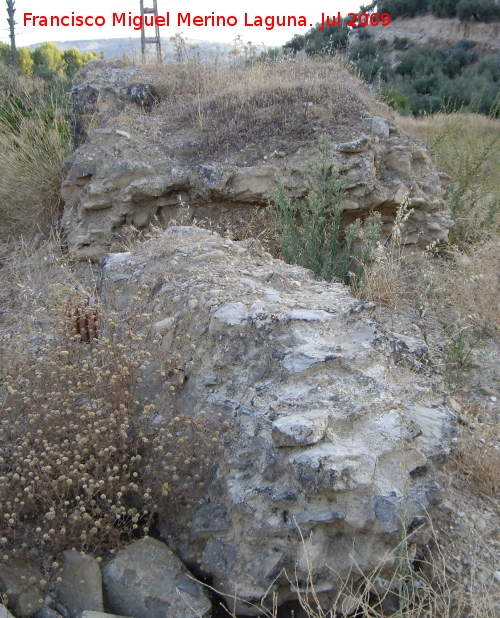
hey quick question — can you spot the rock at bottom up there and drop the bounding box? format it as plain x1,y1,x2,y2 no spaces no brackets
56,550,104,617
101,537,211,618
75,609,131,618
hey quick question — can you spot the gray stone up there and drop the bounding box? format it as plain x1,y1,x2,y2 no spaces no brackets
56,551,103,618
101,537,210,618
286,310,331,322
272,411,328,446
0,606,15,618
126,83,160,111
77,613,132,618
34,608,65,618
0,558,45,617
281,343,340,373
290,444,376,494
99,226,456,611
385,150,412,176
193,503,232,535
211,302,248,326
361,116,390,137
294,510,346,524
229,166,277,201
201,375,218,386
334,136,371,153
201,540,238,580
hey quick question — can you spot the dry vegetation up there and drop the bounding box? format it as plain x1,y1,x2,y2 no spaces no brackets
397,111,500,245
107,55,390,155
0,244,232,578
0,70,71,239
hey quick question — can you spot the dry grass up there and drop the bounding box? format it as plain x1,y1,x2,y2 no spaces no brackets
452,422,500,498
214,526,500,617
0,239,232,571
359,198,417,308
398,112,500,245
128,55,391,155
423,240,500,334
0,79,71,240
397,112,500,191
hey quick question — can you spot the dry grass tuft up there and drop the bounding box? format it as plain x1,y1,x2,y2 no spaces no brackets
398,111,500,245
452,421,500,498
0,239,232,568
425,241,500,335
397,112,500,191
215,522,500,617
138,56,391,155
0,73,71,240
359,197,417,308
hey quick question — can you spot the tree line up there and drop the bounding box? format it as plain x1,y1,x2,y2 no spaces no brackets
375,0,500,21
0,41,101,78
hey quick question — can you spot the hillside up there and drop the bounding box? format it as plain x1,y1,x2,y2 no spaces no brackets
28,37,235,61
365,14,500,53
345,15,500,114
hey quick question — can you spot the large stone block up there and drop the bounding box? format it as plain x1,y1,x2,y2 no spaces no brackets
99,226,456,615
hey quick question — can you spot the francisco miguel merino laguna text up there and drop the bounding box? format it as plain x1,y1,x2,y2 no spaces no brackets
24,12,312,31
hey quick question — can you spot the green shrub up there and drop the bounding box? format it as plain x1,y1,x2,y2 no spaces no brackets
394,36,412,51
377,0,430,18
431,0,459,17
284,18,349,55
383,85,412,111
457,0,500,20
269,136,381,284
349,40,394,83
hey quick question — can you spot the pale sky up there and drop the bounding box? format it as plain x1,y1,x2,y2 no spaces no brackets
2,0,363,48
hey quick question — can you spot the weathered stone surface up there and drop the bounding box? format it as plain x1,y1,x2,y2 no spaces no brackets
77,613,132,618
0,558,45,617
101,537,211,618
362,115,390,137
0,606,15,618
62,63,452,261
77,610,132,618
126,83,160,111
99,226,457,615
272,411,329,446
56,551,104,618
33,608,65,618
334,135,371,153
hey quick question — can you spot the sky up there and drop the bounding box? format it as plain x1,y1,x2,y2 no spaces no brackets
2,0,363,49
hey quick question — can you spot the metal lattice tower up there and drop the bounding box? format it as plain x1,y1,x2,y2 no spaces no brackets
140,0,162,63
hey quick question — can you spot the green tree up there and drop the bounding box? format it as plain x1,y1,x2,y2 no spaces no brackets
284,18,349,55
457,0,500,20
62,48,85,77
349,40,394,83
83,51,101,62
377,0,430,18
32,42,64,78
431,0,458,17
17,47,33,76
62,49,100,77
0,41,11,65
